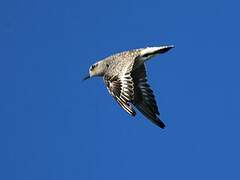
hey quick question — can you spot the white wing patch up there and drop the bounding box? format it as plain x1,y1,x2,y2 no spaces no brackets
140,47,162,56
140,45,174,59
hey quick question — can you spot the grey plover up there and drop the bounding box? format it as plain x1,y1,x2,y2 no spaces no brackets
83,45,174,128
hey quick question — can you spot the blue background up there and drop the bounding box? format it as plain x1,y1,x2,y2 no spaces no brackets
1,0,240,179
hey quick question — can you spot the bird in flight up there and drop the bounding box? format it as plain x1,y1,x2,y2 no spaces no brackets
83,45,174,128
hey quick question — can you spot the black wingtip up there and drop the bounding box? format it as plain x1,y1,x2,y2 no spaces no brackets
146,116,166,128
155,118,166,129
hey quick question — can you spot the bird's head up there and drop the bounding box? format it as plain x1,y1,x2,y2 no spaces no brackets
83,61,108,80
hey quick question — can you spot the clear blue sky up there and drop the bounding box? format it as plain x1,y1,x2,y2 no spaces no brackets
1,0,240,179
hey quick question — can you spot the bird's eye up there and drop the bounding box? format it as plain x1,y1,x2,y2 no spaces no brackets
90,64,98,71
90,65,94,70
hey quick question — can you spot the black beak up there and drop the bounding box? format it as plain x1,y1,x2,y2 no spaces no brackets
83,74,90,81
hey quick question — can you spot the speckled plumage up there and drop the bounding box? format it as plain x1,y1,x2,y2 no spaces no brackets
84,45,174,128
101,49,142,76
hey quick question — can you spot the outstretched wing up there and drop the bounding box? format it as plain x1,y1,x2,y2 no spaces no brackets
132,64,165,128
103,62,136,116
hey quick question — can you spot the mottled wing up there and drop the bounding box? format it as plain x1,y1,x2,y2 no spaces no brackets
132,64,165,128
103,62,136,116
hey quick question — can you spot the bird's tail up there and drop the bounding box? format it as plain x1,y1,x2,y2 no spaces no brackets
138,45,174,63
